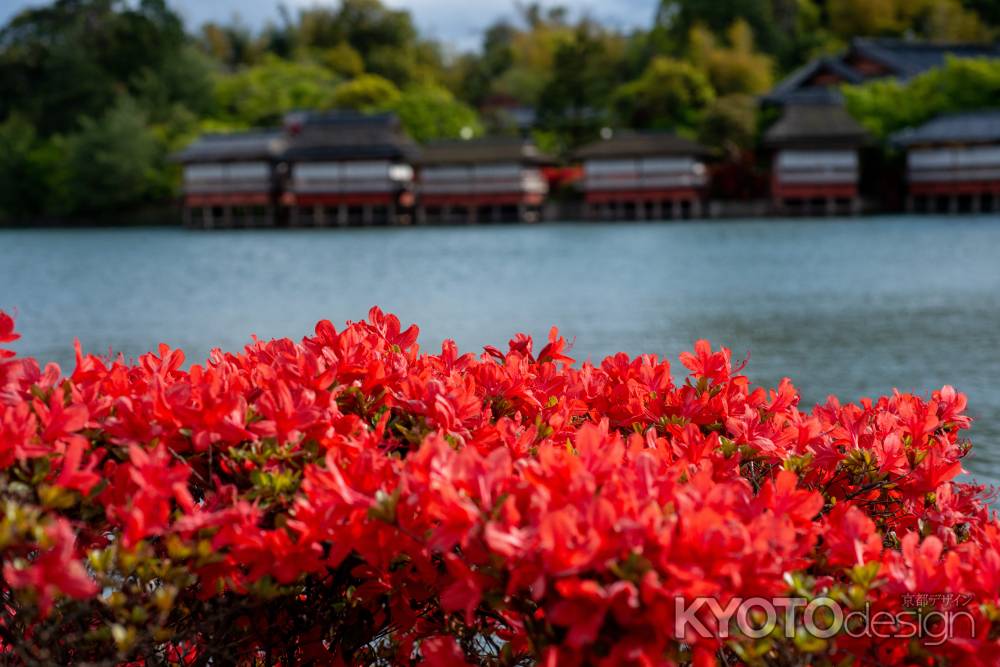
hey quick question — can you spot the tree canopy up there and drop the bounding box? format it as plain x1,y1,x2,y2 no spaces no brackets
613,57,715,131
843,55,1000,140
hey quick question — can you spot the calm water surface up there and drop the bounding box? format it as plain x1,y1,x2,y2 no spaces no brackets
2,215,999,486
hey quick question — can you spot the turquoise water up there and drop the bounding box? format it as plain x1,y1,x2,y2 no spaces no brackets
2,215,1000,486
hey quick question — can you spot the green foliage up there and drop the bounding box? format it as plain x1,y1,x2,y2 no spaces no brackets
213,55,339,127
456,23,518,106
658,0,994,70
698,94,759,157
457,5,577,110
132,45,217,122
964,0,1000,25
0,0,193,135
689,20,774,96
612,57,715,131
0,0,998,219
843,56,1000,140
0,116,64,218
58,96,167,214
391,85,482,143
283,1,439,86
317,42,365,78
656,0,798,65
0,96,168,219
297,0,416,62
826,0,901,37
198,20,264,69
827,0,994,42
536,23,622,151
329,74,401,112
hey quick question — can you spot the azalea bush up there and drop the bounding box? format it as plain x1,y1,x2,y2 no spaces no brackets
0,308,998,666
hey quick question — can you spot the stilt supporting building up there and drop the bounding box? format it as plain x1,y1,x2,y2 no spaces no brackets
415,138,550,224
282,112,416,227
892,111,1000,214
174,131,286,229
763,104,869,216
575,132,709,221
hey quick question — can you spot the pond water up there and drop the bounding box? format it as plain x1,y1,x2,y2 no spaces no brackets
2,215,1000,486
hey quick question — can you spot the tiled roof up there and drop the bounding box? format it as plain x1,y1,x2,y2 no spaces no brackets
282,111,417,162
574,132,708,160
416,137,552,165
763,104,870,148
765,38,1000,105
763,57,864,104
891,110,1000,146
851,38,1000,79
172,130,285,163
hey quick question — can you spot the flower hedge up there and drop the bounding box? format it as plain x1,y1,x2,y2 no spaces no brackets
0,308,998,666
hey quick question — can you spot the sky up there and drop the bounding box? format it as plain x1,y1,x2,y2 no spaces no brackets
1,0,660,51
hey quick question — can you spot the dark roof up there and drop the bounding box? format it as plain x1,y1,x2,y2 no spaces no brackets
574,132,708,160
172,130,285,163
891,110,1000,147
283,111,417,162
765,38,1000,105
763,57,863,105
851,38,1000,79
417,137,552,166
763,104,870,148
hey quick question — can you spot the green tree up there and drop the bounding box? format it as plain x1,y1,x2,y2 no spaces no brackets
843,56,1000,140
60,96,166,214
697,93,758,157
916,0,994,41
0,0,194,135
132,45,217,123
0,116,66,219
329,74,401,112
656,0,792,63
456,6,574,108
391,85,482,143
285,1,439,86
536,23,623,151
213,55,339,127
198,20,264,68
827,0,994,42
689,20,773,96
962,0,1000,25
318,42,365,78
457,22,517,106
827,0,901,37
612,57,715,130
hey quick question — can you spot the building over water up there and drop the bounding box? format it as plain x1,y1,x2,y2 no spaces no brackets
415,137,551,224
282,111,416,226
575,132,709,220
174,130,286,228
763,104,870,215
760,38,1000,216
892,111,1000,214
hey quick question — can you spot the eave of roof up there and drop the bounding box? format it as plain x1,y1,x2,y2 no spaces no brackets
171,130,286,163
574,132,709,160
416,138,552,166
891,110,1000,147
763,104,870,148
850,37,1000,80
763,57,865,105
765,38,1000,105
282,111,417,162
